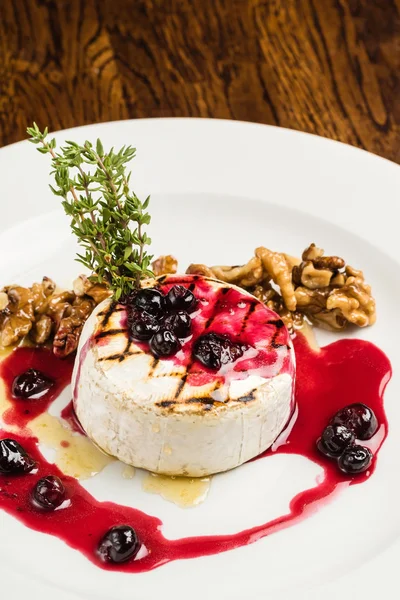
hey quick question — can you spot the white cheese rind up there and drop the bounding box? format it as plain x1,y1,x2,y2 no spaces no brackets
73,293,294,477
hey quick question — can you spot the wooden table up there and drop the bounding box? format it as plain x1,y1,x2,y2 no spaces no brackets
1,0,399,162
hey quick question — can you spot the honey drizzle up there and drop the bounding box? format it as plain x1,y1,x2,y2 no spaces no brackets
142,473,211,508
30,413,114,480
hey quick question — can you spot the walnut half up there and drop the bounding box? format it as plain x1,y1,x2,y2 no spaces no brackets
152,255,178,277
255,247,297,312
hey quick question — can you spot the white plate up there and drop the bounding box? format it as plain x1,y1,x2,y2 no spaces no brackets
1,118,400,600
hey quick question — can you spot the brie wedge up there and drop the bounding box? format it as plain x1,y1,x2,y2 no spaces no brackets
72,275,295,477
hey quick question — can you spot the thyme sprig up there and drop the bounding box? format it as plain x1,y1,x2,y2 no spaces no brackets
27,122,153,300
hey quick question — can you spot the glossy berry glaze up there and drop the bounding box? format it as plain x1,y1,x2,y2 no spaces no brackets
0,319,392,572
60,400,86,434
155,276,294,386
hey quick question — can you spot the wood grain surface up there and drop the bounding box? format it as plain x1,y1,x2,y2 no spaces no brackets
0,0,399,161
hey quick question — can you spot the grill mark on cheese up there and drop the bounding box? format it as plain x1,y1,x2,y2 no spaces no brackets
267,319,285,329
148,371,183,378
174,372,188,399
156,400,177,408
98,350,142,362
186,397,215,410
204,286,231,329
147,356,159,377
240,300,257,333
237,391,255,403
95,328,126,340
97,306,124,317
267,318,286,350
100,301,117,327
178,381,224,411
154,389,256,412
119,338,133,362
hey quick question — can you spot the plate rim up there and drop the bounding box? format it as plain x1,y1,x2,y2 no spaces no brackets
1,117,400,600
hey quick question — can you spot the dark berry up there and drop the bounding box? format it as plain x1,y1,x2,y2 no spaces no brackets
134,288,165,317
166,285,197,313
331,403,378,440
0,439,36,475
32,475,66,510
317,425,355,458
12,369,54,399
193,333,246,370
338,445,373,475
97,525,141,564
163,311,191,338
129,309,160,341
150,329,181,357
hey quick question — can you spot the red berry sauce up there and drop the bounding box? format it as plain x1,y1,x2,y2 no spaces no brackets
0,347,73,429
60,400,85,434
0,326,392,572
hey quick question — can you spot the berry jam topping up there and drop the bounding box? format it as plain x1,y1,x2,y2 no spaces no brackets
32,475,66,510
317,424,355,458
150,329,181,357
163,311,191,338
0,438,36,475
134,289,165,317
331,403,378,440
12,368,54,399
193,332,247,370
129,309,160,341
166,285,197,313
338,445,373,474
97,525,141,564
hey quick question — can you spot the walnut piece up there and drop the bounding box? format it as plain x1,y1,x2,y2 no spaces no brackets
152,255,178,277
30,315,53,345
209,257,265,288
186,263,215,278
255,247,297,311
73,275,111,305
53,297,95,358
327,269,376,327
299,261,333,289
0,292,8,311
250,282,277,304
1,314,33,346
295,286,347,330
302,243,324,261
313,255,345,270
